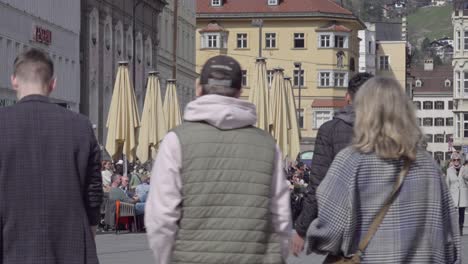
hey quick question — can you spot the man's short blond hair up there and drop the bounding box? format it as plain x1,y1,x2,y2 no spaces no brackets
13,48,54,85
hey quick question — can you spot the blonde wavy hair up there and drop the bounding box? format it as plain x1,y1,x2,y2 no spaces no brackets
352,77,422,161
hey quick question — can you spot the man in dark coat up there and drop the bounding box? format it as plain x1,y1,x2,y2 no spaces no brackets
291,73,373,255
0,49,102,263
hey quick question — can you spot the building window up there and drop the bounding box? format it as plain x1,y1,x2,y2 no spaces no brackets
445,79,452,87
335,35,345,48
415,80,422,87
456,72,461,97
464,113,468,138
267,70,274,87
434,151,444,161
464,31,468,50
297,109,304,129
425,134,433,143
208,34,219,48
456,113,461,138
201,33,226,49
457,31,461,51
314,111,332,129
241,70,247,87
414,101,421,110
237,33,247,49
423,117,433,126
423,101,433,110
446,134,453,143
434,134,445,143
435,118,444,126
294,33,305,48
265,33,276,48
368,41,372,53
464,72,468,96
268,0,279,5
293,69,304,87
435,101,444,110
446,117,453,126
320,35,331,48
449,101,454,110
319,72,331,87
379,56,389,71
417,118,422,126
211,0,222,6
334,72,346,87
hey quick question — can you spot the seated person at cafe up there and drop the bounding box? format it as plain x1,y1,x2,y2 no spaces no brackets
109,174,145,215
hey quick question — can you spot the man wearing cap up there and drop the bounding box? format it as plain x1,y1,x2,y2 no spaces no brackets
146,55,291,264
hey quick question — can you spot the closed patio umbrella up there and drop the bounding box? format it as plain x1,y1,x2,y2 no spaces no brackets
269,68,290,158
284,76,301,161
136,71,167,163
163,79,182,130
248,57,270,131
105,61,140,163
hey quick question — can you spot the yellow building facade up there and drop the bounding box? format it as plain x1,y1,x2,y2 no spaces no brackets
196,0,365,148
376,41,407,89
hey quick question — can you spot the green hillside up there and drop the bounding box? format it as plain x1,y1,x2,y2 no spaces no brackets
408,5,452,46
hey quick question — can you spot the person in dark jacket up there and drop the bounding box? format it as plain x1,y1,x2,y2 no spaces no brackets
0,49,102,264
290,72,373,255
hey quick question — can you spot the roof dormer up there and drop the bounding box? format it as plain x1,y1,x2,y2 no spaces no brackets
268,0,279,6
211,0,222,7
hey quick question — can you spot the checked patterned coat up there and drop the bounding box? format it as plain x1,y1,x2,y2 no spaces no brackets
307,147,461,264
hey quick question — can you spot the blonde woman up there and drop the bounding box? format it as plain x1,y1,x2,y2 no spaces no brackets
307,77,460,263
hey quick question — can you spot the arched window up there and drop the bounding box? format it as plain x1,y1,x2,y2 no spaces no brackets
126,30,133,60
115,21,123,56
415,79,422,87
104,22,111,51
90,9,98,46
136,33,143,64
145,37,153,67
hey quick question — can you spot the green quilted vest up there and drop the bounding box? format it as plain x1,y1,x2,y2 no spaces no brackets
171,122,284,264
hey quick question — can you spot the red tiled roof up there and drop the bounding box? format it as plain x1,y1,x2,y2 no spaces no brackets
200,23,226,33
410,64,453,94
197,0,353,16
311,99,347,108
316,24,352,32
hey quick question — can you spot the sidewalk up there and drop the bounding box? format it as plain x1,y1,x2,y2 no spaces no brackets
96,229,468,264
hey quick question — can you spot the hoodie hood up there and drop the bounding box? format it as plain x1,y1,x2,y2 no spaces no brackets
333,104,355,125
183,95,257,130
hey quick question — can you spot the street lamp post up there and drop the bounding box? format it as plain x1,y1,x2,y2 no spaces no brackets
133,0,144,90
251,19,263,58
294,62,302,125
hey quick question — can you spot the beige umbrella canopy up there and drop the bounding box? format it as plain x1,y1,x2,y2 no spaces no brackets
284,77,301,161
248,57,270,131
163,79,182,130
106,61,141,162
136,71,167,163
270,68,290,159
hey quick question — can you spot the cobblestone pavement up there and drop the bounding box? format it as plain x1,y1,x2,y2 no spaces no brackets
96,228,468,264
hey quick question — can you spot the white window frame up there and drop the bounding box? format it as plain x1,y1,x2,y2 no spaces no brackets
464,113,468,138
457,31,461,51
379,56,390,71
211,0,222,6
268,0,279,5
456,71,461,97
201,33,226,49
434,117,444,126
464,72,468,97
334,33,349,49
319,34,331,48
415,79,422,87
314,110,332,129
434,101,444,110
237,33,248,49
319,72,331,87
297,109,304,129
265,33,277,49
464,30,468,50
334,72,347,87
293,69,305,87
267,70,274,87
294,33,305,49
456,113,461,139
241,70,247,87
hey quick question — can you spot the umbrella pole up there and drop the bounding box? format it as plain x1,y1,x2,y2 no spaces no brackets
123,154,128,177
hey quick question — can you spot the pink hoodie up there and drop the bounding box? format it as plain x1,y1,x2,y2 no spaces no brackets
145,95,292,264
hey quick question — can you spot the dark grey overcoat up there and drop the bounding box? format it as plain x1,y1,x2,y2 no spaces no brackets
0,95,102,264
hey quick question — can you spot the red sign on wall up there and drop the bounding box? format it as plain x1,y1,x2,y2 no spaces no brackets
33,26,52,45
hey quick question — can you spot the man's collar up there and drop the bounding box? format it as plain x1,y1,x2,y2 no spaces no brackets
17,94,51,104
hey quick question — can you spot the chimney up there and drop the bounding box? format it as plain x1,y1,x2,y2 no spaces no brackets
424,59,434,71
